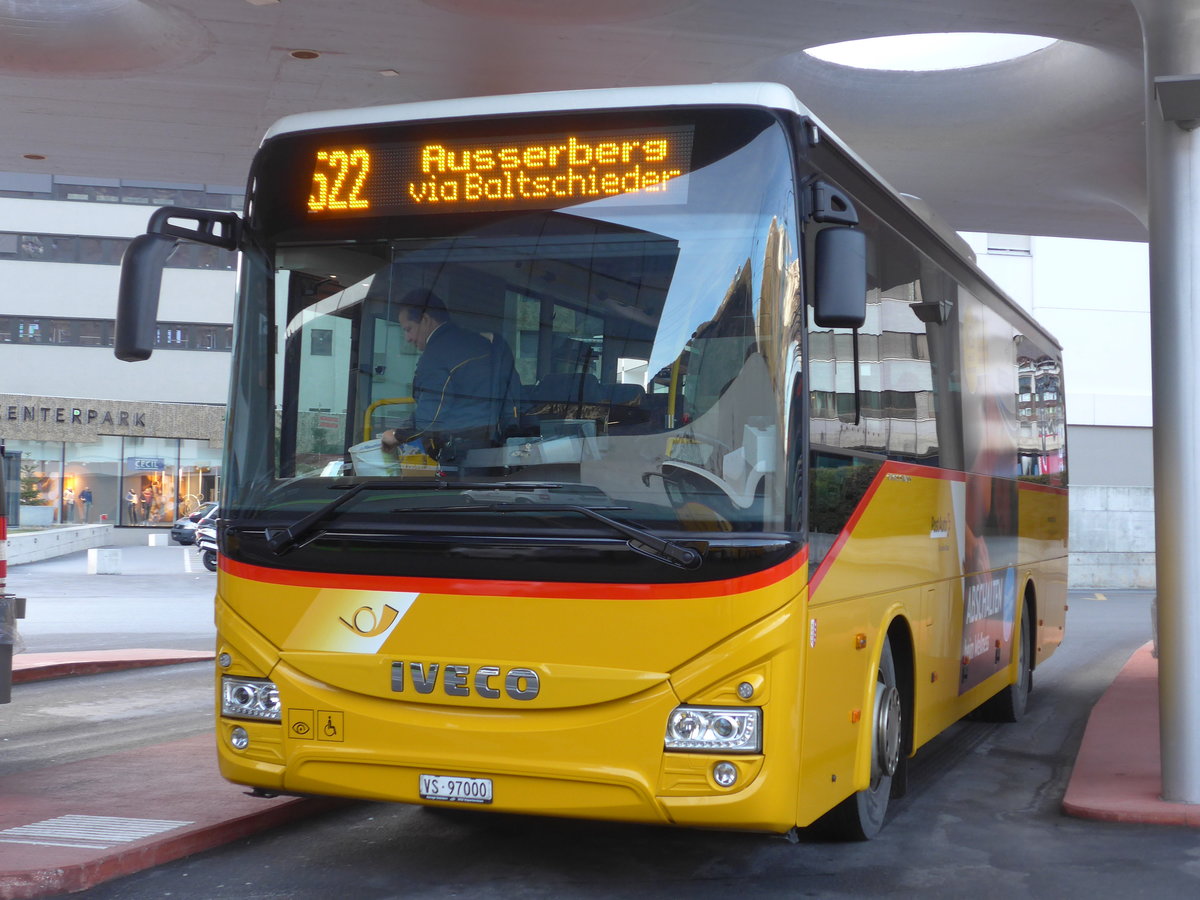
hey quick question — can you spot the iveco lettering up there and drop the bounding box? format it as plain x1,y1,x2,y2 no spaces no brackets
391,662,541,700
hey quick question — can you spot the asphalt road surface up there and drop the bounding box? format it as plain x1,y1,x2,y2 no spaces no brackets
0,664,212,777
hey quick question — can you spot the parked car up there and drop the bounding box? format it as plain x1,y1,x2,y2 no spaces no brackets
170,501,217,545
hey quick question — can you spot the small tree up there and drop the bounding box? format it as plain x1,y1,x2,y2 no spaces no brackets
19,463,49,505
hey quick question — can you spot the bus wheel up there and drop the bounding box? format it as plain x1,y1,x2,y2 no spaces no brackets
817,637,902,840
976,600,1032,723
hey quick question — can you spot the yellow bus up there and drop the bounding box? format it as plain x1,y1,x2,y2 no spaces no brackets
117,83,1067,839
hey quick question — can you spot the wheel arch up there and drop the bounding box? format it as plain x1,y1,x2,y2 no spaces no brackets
831,612,916,833
885,615,916,769
1020,576,1038,672
849,613,917,795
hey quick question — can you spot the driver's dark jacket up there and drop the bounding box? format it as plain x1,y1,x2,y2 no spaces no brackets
412,322,499,435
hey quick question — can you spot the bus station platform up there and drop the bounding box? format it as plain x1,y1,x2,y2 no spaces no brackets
1,651,346,900
1061,641,1200,826
0,640,1193,898
11,648,214,684
0,734,343,900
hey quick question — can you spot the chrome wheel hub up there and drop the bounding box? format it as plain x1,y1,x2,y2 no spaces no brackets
874,683,902,778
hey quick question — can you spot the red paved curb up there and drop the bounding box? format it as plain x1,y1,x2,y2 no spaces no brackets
12,649,213,684
1062,641,1200,827
0,735,345,900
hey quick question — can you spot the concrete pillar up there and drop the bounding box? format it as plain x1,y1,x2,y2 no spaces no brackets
1131,0,1200,803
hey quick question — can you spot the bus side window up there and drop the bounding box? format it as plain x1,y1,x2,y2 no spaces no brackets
807,451,883,568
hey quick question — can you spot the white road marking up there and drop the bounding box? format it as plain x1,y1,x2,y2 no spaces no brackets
0,814,194,848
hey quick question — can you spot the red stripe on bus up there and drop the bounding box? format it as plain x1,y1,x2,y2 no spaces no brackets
220,547,809,601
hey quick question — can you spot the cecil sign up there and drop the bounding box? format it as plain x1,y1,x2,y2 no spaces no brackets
125,457,165,472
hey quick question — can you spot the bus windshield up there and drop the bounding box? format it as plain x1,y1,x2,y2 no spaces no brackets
225,108,799,543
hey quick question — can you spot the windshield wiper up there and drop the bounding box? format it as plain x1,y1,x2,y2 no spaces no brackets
264,482,701,569
396,502,703,570
264,480,564,555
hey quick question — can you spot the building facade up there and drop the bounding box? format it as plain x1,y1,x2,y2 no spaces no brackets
0,174,239,528
1,393,225,527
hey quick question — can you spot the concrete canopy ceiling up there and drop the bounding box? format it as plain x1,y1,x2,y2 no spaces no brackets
0,0,1151,241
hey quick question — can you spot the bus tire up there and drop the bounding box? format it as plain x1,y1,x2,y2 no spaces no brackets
816,637,903,841
975,598,1032,723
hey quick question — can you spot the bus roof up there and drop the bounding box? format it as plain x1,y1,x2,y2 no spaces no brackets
261,82,810,142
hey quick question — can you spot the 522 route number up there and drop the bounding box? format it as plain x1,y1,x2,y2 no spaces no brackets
308,148,371,213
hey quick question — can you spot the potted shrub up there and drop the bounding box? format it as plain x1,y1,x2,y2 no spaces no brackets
18,463,54,527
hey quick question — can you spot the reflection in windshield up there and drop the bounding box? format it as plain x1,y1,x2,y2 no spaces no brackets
230,119,799,536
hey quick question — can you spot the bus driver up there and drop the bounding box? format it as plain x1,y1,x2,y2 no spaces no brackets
379,288,515,460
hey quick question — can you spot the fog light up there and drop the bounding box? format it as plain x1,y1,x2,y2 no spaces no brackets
713,761,738,788
218,652,232,668
230,726,249,750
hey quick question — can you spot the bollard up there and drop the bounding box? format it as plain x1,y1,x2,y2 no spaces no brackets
87,548,122,575
1,443,27,703
0,593,27,704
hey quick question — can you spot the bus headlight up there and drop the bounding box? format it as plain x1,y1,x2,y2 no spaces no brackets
664,706,761,753
221,676,281,721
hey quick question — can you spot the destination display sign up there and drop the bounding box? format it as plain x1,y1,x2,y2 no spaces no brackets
303,125,694,216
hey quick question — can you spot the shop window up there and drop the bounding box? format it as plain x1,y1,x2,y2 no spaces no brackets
8,440,64,528
122,437,180,526
63,436,121,525
179,439,221,515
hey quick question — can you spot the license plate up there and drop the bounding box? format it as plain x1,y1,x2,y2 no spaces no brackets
419,773,493,804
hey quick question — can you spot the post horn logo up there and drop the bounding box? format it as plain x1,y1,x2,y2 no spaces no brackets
339,604,400,637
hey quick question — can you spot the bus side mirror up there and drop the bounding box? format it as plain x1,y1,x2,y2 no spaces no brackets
114,206,241,362
115,233,178,361
813,226,867,329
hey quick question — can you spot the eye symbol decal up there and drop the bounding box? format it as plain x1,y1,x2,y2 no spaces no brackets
339,604,400,637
